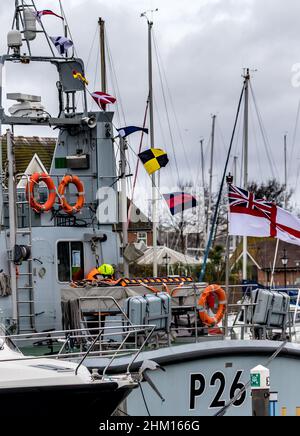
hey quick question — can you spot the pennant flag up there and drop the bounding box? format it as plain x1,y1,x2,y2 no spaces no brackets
92,92,116,110
50,36,73,56
117,126,149,138
163,192,198,216
35,10,63,23
138,148,169,175
228,184,300,246
72,70,89,86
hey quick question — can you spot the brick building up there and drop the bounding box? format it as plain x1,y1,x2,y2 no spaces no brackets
231,237,300,287
116,198,153,247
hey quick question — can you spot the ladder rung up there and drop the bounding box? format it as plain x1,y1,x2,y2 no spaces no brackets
18,315,35,318
17,286,33,290
18,273,33,276
18,301,34,304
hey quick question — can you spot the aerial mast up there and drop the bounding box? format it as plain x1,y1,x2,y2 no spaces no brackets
99,18,107,95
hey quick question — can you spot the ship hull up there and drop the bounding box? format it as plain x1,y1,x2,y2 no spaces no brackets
83,340,300,416
0,382,132,418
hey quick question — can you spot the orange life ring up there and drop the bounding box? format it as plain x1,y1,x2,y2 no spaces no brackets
26,173,56,213
58,175,85,215
198,284,227,327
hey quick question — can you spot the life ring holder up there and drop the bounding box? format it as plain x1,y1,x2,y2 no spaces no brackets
58,175,85,215
26,173,56,213
198,284,227,327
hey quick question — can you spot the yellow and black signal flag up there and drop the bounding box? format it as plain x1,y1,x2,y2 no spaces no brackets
138,148,169,175
72,70,89,86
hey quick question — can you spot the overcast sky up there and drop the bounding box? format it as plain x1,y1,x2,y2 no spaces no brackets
1,0,300,212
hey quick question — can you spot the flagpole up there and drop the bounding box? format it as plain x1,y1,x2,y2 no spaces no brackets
284,133,288,210
232,156,238,253
270,239,280,288
243,69,250,281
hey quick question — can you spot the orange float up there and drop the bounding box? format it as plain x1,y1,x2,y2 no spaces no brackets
198,284,227,327
58,175,85,215
26,173,56,213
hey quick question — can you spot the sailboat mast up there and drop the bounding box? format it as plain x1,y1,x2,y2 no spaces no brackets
199,138,206,246
200,138,205,189
99,18,107,94
147,19,158,277
243,69,250,281
207,114,216,244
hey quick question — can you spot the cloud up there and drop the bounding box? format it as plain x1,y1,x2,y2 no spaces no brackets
1,0,300,207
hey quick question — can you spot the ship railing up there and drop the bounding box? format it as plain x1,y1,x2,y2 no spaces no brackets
168,283,258,342
168,284,298,342
0,323,156,374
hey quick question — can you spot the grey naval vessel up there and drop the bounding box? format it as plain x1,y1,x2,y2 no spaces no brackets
1,0,300,419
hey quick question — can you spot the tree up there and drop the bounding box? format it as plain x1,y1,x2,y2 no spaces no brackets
203,244,238,283
247,179,293,208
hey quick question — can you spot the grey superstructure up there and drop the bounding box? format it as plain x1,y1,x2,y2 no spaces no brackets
0,1,120,334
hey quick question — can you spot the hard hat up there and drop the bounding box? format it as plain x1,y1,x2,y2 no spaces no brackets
98,264,114,276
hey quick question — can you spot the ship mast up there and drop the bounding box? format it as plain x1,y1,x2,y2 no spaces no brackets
142,9,158,277
120,136,129,277
99,18,107,95
242,69,250,281
98,18,129,275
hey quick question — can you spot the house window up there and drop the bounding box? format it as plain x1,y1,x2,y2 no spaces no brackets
137,232,147,246
57,241,84,282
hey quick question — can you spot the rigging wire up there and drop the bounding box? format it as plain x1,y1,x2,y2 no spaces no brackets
200,83,245,281
85,25,99,73
104,27,136,197
249,98,264,182
127,99,150,225
249,82,278,180
105,28,127,127
31,0,56,57
153,97,177,186
58,0,79,59
105,37,121,127
153,29,194,180
33,3,195,263
152,33,181,182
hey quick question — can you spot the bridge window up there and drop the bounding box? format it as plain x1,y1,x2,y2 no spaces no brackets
57,241,84,282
